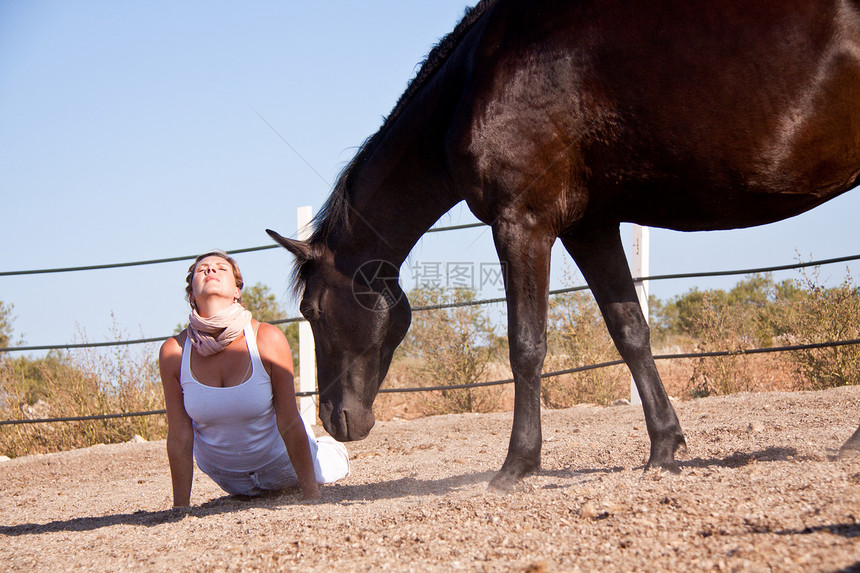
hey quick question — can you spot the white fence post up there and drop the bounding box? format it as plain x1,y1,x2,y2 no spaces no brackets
297,206,317,427
631,224,650,405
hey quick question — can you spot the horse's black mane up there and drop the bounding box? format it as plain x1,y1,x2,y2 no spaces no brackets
307,0,496,248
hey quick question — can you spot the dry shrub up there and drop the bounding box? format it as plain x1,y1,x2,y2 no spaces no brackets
544,288,627,407
657,354,796,401
380,266,860,419
769,268,860,390
372,358,432,421
683,295,759,398
387,287,504,415
0,321,164,458
658,267,860,398
541,366,629,407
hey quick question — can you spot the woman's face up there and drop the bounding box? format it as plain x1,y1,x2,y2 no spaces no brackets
190,255,241,307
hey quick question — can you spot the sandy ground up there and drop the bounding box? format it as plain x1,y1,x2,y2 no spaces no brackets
1,386,859,572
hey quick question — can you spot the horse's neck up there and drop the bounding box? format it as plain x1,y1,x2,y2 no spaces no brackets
334,128,461,266
330,40,470,265
334,174,459,267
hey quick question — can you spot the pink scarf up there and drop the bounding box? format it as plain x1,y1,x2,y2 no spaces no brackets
187,303,252,357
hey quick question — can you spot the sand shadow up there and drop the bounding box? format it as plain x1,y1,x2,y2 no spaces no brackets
535,465,626,488
775,522,860,539
0,507,204,537
0,487,325,537
316,469,498,504
679,446,801,469
528,447,806,484
0,469,500,536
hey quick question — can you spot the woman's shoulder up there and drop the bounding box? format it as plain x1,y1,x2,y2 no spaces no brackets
159,330,187,361
253,321,290,351
254,321,287,341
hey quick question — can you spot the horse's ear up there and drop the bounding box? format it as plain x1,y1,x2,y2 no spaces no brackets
266,229,318,263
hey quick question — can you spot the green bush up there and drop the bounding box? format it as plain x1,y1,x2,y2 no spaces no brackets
653,274,788,345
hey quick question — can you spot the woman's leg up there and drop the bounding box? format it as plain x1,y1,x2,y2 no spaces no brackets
203,466,264,496
313,435,351,483
304,420,350,483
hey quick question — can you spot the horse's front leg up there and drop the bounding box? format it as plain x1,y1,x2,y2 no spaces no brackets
489,219,554,490
562,226,687,471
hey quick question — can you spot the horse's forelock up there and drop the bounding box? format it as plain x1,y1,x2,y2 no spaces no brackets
288,256,308,301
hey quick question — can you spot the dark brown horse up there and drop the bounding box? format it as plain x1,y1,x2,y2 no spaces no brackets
268,0,860,489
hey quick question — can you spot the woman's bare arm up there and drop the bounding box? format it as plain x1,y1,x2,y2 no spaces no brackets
159,335,195,507
257,323,321,500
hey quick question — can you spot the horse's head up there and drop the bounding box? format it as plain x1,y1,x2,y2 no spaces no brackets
266,229,411,441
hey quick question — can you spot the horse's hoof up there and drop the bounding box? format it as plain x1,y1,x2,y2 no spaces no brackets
645,433,687,472
838,428,860,459
644,459,682,475
838,444,860,460
488,471,519,492
489,461,539,491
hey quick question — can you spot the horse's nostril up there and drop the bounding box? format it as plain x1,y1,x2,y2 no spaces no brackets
340,409,349,438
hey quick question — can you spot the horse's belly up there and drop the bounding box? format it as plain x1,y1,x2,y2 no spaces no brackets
621,178,859,232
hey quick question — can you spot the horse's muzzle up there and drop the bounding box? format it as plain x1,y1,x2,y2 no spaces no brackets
319,402,375,442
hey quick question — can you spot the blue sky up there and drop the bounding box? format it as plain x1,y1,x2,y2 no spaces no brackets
2,1,860,354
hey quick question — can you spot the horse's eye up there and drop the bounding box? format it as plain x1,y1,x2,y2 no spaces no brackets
300,302,321,321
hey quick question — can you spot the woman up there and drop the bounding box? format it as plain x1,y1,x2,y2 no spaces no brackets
158,251,349,506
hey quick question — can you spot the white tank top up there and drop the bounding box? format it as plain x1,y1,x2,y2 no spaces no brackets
180,323,288,473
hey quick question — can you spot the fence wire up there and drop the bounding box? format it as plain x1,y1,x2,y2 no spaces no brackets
3,252,859,354
2,230,860,427
0,223,485,277
3,337,859,426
